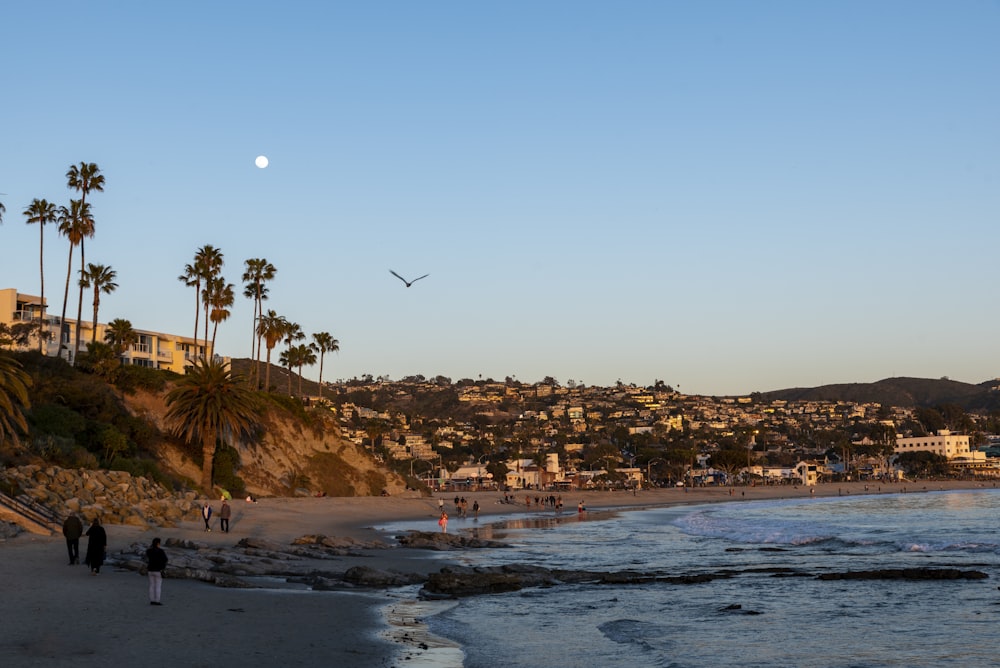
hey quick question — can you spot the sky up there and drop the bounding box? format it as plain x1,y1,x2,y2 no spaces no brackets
2,1,998,396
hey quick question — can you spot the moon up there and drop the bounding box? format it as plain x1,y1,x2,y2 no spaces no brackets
255,155,269,169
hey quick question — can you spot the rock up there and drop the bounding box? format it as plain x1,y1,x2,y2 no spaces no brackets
817,568,988,581
396,531,509,550
342,566,425,587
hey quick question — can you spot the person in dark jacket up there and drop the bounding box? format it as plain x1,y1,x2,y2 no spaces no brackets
146,537,168,605
84,518,107,575
62,514,84,565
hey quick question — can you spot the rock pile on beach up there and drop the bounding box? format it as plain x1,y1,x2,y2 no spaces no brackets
0,464,202,528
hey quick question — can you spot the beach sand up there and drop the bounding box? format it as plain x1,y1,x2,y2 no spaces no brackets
1,480,990,667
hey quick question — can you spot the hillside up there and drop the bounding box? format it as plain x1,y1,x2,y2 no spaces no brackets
122,388,409,498
760,376,1000,410
7,351,410,499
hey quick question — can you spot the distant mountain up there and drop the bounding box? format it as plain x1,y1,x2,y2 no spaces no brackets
760,377,1000,411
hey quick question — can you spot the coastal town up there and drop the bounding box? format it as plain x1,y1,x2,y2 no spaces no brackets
327,376,1000,491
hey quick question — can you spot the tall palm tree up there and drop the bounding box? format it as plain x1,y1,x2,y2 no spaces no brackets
242,258,276,385
0,353,32,449
195,245,224,350
165,357,259,493
311,332,339,400
177,262,201,356
57,200,93,362
104,317,137,362
281,322,304,396
205,276,234,358
23,199,58,353
66,163,105,366
80,263,118,345
294,343,317,396
256,310,288,391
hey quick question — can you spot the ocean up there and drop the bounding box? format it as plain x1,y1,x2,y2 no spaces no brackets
378,489,1000,668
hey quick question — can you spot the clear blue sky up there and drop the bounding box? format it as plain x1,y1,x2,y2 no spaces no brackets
2,1,998,395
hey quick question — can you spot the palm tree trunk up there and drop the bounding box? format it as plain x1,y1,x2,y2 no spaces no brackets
193,281,200,359
91,288,99,346
201,426,218,493
318,354,325,400
60,245,74,361
264,347,273,391
72,238,85,364
38,224,46,354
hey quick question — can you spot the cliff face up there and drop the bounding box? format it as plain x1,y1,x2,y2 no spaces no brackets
122,389,409,498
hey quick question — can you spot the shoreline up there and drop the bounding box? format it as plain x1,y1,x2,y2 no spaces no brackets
1,480,992,667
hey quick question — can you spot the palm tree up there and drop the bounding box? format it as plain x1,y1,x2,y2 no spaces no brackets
66,163,105,366
104,318,137,362
195,245,224,348
205,276,234,358
281,322,304,395
23,199,58,353
80,263,118,345
66,162,105,208
177,262,201,356
283,343,316,396
57,200,93,362
165,357,259,493
242,258,276,386
256,310,288,391
311,332,339,400
0,353,32,449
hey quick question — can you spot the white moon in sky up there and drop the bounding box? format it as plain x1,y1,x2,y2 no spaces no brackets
255,155,269,169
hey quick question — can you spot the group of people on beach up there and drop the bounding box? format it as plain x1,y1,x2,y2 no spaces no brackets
62,513,169,605
61,514,108,574
201,498,232,533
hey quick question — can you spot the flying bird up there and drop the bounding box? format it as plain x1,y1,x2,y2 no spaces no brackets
390,270,429,287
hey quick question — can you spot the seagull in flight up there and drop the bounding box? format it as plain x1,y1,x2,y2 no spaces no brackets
390,270,430,288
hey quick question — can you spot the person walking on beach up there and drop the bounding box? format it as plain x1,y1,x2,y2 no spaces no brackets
219,499,231,533
84,518,107,575
438,511,449,533
145,537,168,605
62,513,83,565
202,501,213,531
472,500,480,520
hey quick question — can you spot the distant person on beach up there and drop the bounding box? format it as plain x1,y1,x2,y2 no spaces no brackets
202,502,213,531
578,501,586,513
438,511,449,533
145,537,168,605
84,518,107,575
472,500,480,519
219,500,231,533
62,513,83,565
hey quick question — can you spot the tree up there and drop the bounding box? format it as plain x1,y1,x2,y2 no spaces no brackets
256,310,288,391
104,318,137,361
195,245,224,351
57,199,93,363
165,357,260,492
79,263,117,346
204,276,234,358
66,162,105,366
311,332,339,400
282,322,304,395
177,262,201,353
242,258,276,386
293,343,316,396
23,199,58,352
0,353,32,449
709,448,747,484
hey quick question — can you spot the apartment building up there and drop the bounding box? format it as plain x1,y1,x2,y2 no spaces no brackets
1,287,209,372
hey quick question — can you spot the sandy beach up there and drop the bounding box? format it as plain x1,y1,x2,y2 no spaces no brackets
0,480,990,667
